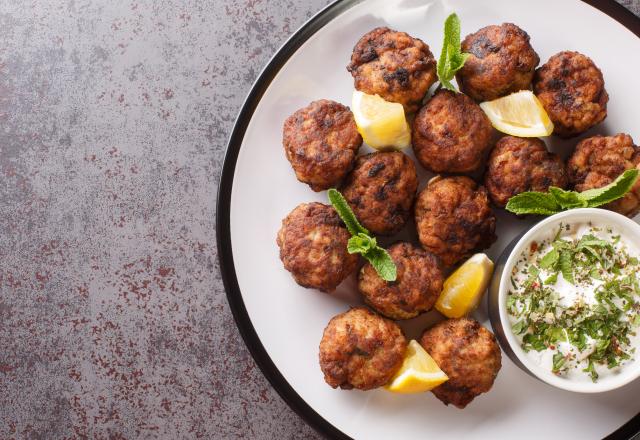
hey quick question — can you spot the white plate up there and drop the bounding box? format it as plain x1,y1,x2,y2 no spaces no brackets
217,0,640,438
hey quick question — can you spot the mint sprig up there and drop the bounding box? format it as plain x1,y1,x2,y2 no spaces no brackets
327,188,367,236
506,169,640,216
437,13,469,91
328,189,397,281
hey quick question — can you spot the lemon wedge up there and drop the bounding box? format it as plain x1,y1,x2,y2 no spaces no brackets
385,340,448,394
479,90,554,137
435,253,494,319
351,90,411,150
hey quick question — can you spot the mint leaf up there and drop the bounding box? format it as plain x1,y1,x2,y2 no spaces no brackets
539,248,559,269
506,192,561,215
347,233,376,254
580,169,640,207
560,250,574,284
327,188,368,236
583,359,598,382
547,327,567,343
576,235,610,250
437,13,467,91
524,265,540,289
451,52,469,70
544,273,559,285
590,268,603,281
548,187,588,209
328,188,397,281
512,320,528,335
523,333,547,352
364,247,397,282
552,352,566,373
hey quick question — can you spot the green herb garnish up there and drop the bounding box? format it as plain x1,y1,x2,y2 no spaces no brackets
583,360,598,382
327,189,397,281
506,169,640,216
437,13,469,91
552,351,567,374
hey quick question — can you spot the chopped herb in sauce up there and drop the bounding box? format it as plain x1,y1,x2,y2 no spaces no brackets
507,223,640,382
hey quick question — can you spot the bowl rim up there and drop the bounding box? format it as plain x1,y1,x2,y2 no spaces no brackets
497,208,640,393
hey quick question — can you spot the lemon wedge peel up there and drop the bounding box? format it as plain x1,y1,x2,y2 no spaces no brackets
385,340,449,394
479,90,554,138
351,90,411,150
435,253,495,319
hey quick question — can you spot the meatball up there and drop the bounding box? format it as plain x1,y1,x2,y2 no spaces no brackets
485,136,568,207
412,90,494,174
276,203,359,291
567,134,640,217
358,242,444,320
347,27,437,113
319,307,407,390
420,318,502,409
456,23,540,102
342,152,418,236
415,176,497,267
283,100,362,191
533,51,608,138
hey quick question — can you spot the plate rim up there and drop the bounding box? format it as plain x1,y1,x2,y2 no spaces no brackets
216,1,640,438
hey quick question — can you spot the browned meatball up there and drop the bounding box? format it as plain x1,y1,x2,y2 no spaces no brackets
319,307,407,390
282,100,362,192
276,203,359,291
412,90,494,174
456,23,539,102
358,242,444,320
420,318,502,409
567,134,640,217
415,176,497,267
533,51,608,138
485,136,568,208
342,152,418,236
347,27,437,113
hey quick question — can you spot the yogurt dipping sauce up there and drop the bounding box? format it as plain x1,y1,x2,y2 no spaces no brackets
506,221,640,382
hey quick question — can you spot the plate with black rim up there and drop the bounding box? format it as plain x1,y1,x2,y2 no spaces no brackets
217,0,640,438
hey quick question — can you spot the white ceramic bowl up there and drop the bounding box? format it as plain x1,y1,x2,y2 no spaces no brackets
488,208,640,393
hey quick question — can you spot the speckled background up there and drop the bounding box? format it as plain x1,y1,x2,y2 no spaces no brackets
0,1,638,439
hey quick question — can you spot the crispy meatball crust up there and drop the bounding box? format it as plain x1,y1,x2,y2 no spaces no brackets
568,134,640,217
319,307,407,390
412,90,494,174
533,51,608,138
342,152,418,236
415,176,497,267
283,100,362,192
358,242,444,320
347,27,437,113
420,318,502,409
456,23,540,102
276,203,359,291
485,136,568,208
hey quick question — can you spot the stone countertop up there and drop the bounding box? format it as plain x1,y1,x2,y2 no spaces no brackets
0,1,638,439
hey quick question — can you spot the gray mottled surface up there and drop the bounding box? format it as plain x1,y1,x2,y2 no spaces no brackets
0,1,637,439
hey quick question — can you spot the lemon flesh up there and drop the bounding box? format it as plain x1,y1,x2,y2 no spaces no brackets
351,90,411,150
479,90,554,137
435,253,495,319
385,340,448,394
